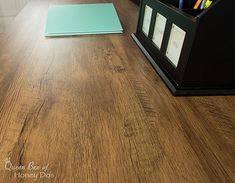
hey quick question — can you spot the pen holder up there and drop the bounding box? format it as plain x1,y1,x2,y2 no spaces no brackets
132,0,235,95
159,0,198,9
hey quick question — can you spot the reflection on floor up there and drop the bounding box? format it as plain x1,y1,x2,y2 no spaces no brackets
0,0,29,33
0,16,14,33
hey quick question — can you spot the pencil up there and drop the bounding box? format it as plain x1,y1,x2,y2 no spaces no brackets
193,0,203,9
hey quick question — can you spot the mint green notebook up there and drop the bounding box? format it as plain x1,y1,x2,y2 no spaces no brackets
45,3,123,36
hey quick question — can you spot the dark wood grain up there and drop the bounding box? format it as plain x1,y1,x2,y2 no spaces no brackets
0,0,234,182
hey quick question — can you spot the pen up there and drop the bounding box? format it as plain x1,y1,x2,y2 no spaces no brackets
200,0,206,9
205,0,213,8
179,0,184,9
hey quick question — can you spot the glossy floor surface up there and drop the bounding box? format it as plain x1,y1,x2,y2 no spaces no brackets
0,0,235,182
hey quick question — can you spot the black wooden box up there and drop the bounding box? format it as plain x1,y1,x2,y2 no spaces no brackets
132,0,235,95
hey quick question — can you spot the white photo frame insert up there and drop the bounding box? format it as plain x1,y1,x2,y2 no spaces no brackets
166,24,186,67
152,13,167,49
142,5,152,36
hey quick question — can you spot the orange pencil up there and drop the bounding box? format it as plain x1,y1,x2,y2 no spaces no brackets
193,0,203,9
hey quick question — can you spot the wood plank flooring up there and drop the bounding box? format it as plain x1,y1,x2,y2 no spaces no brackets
0,0,234,182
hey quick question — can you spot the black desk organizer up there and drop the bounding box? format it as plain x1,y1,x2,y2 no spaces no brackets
131,0,235,95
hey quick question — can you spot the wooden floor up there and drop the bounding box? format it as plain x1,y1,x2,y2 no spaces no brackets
0,0,235,182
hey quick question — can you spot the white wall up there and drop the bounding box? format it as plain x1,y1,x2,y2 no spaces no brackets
0,0,29,16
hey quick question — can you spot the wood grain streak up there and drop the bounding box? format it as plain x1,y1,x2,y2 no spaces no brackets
0,0,234,182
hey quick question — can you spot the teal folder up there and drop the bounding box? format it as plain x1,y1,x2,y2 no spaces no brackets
45,3,123,36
